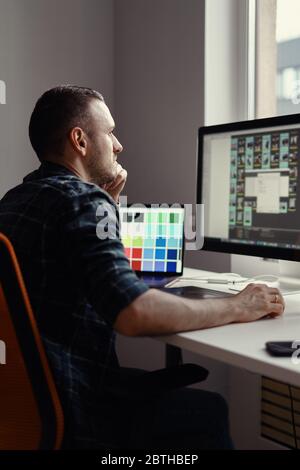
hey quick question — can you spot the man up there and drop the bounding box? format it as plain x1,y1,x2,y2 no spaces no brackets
0,86,284,449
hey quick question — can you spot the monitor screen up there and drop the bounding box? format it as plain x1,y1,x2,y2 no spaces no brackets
119,206,184,274
197,114,300,261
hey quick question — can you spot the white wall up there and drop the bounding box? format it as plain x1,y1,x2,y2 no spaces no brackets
0,0,114,197
114,0,204,204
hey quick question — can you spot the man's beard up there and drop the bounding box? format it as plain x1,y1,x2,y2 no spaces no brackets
86,153,115,187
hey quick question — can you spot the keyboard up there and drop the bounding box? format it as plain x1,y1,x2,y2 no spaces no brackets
159,285,234,299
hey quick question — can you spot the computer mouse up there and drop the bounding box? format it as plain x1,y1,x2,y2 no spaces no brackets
251,275,280,288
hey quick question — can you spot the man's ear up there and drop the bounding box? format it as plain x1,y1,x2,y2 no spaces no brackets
69,127,88,156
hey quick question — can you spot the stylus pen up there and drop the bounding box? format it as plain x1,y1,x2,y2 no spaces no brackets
206,279,247,284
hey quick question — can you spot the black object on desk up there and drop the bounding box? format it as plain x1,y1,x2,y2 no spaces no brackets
266,341,300,357
159,285,234,299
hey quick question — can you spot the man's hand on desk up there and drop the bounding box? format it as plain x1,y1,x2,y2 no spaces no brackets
114,284,285,337
232,283,285,323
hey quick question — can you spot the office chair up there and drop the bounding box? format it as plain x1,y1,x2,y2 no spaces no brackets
0,232,208,449
0,233,64,450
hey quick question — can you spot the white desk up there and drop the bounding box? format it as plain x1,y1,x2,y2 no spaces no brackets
157,268,300,387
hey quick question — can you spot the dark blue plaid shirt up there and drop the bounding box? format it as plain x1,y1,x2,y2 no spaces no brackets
0,161,149,447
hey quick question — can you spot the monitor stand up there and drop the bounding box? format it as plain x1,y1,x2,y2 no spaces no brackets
231,254,300,295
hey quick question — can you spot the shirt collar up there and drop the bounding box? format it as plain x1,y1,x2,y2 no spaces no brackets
23,160,79,183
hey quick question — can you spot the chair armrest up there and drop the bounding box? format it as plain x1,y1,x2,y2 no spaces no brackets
126,364,209,396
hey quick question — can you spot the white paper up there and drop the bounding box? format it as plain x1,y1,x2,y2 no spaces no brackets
245,177,257,197
280,175,289,197
256,173,280,213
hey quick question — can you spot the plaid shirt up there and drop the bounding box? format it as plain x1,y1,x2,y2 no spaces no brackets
0,161,149,447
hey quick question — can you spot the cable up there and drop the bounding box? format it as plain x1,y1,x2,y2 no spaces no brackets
174,273,279,286
177,273,246,284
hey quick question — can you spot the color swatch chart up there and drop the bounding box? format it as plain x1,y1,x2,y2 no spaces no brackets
119,207,184,273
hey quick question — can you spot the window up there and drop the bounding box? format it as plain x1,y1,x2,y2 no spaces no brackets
255,0,300,118
277,0,300,114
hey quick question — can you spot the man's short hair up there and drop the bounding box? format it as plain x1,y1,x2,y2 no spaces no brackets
29,85,104,161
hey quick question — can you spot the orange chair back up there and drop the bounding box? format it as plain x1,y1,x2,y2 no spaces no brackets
0,233,64,449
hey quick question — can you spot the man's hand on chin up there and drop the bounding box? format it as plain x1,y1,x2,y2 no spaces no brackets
102,163,127,203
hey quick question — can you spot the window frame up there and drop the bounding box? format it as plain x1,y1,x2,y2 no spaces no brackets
204,0,257,125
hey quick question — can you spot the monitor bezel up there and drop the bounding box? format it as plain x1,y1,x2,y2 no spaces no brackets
197,113,300,261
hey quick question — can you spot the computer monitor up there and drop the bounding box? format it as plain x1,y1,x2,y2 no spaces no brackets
197,114,300,262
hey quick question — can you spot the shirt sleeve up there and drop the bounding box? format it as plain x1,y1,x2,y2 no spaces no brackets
59,188,149,327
